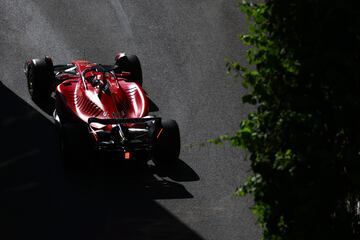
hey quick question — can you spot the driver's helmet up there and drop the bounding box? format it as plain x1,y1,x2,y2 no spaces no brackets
86,68,111,94
85,70,102,86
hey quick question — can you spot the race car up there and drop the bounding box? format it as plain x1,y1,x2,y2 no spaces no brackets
24,53,180,168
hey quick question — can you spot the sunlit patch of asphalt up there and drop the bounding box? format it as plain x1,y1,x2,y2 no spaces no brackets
0,0,75,71
108,0,134,39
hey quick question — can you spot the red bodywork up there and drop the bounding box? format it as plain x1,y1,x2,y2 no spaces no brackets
56,60,149,130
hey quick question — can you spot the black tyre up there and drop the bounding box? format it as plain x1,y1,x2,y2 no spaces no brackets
154,119,181,164
26,57,54,104
115,55,143,86
58,123,91,171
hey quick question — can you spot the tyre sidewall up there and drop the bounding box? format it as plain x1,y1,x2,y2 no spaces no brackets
154,119,180,164
27,58,54,103
115,54,143,86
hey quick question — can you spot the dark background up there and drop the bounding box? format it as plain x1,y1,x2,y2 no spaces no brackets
0,1,259,239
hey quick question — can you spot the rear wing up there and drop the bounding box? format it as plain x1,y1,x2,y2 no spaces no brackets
88,117,161,151
88,117,161,125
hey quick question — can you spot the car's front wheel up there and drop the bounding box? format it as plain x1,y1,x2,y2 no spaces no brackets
26,57,54,104
115,54,143,86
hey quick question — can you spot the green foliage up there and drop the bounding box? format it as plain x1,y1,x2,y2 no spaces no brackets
227,0,360,239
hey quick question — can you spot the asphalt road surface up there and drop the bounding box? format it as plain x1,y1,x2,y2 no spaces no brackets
0,1,260,239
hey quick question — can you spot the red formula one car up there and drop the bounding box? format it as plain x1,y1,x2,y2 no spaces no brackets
24,53,180,168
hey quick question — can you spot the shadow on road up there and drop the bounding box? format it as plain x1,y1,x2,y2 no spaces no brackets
0,81,202,240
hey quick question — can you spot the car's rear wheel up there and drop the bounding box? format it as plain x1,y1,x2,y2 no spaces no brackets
26,57,54,104
115,54,143,86
153,119,181,165
58,123,92,172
